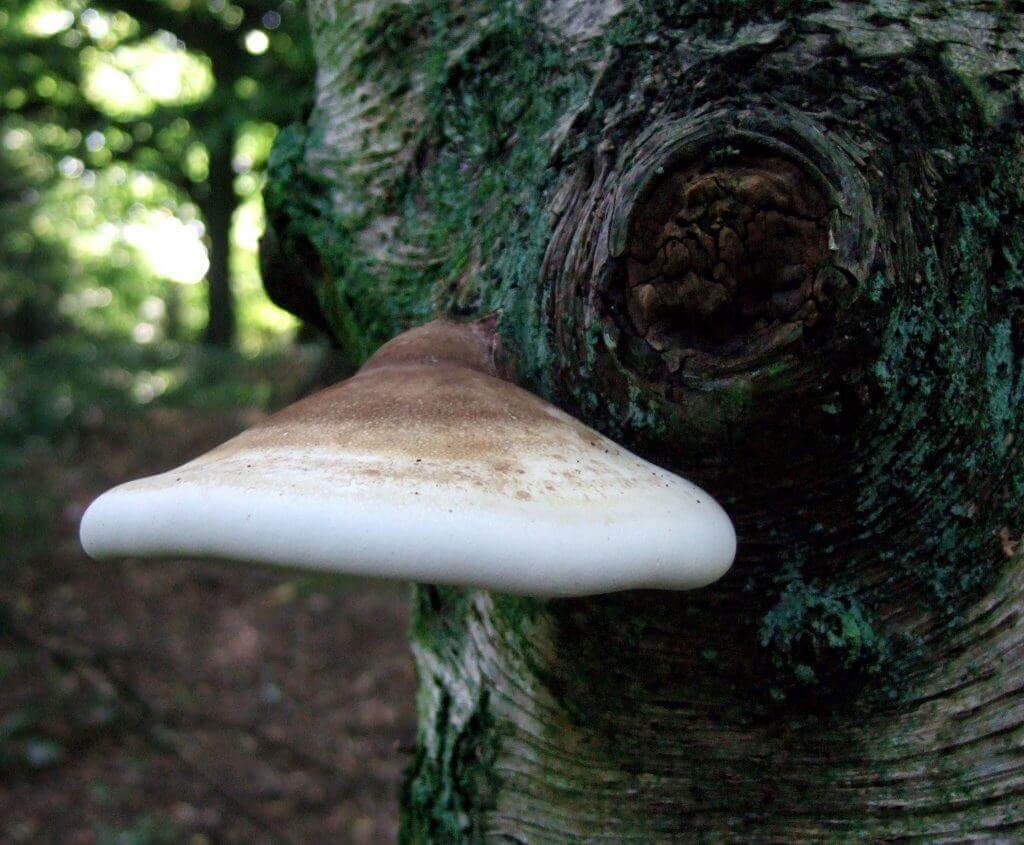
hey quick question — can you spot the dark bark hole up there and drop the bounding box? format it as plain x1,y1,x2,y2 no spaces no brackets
621,152,831,371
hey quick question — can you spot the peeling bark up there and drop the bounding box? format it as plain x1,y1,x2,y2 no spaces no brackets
262,0,1024,839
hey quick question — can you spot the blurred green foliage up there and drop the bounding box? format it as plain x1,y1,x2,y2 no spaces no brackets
0,0,315,351
0,0,320,564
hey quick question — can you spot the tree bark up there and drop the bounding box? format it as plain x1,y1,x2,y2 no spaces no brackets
262,0,1024,839
201,136,236,347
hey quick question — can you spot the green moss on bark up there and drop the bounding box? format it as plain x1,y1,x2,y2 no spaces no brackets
759,579,893,704
265,0,590,367
400,689,505,843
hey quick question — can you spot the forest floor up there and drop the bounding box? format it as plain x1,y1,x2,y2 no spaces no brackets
0,340,416,844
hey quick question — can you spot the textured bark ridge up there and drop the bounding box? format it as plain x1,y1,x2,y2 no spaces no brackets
261,0,1024,840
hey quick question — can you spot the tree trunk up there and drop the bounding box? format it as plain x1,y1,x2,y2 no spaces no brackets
201,137,236,347
262,0,1024,839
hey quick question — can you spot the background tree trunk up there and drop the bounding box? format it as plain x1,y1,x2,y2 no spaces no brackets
201,137,236,347
262,0,1024,838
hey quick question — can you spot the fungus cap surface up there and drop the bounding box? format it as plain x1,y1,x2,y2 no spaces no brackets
80,321,736,596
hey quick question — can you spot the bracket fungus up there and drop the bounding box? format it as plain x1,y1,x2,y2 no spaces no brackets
80,320,735,597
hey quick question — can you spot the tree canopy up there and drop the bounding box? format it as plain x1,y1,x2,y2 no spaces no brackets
0,0,314,349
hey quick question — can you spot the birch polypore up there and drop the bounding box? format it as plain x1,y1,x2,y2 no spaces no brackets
81,320,735,596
